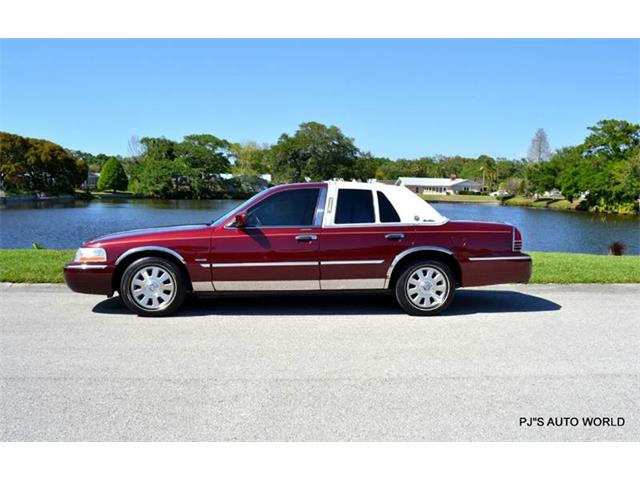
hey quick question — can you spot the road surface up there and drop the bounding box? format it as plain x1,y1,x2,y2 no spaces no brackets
1,283,638,441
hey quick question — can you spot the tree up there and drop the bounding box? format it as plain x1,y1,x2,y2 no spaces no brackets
230,141,271,176
582,119,640,159
97,157,129,192
129,137,182,197
527,128,552,163
175,134,231,173
478,155,497,191
0,132,87,194
270,122,360,183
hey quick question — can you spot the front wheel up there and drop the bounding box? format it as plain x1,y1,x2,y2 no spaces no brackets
120,257,186,316
394,260,455,316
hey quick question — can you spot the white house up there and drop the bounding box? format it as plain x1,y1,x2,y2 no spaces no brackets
396,177,483,195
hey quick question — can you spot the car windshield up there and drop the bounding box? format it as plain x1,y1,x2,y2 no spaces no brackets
210,188,274,226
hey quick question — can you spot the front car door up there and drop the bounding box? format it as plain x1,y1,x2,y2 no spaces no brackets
318,184,414,289
210,185,325,290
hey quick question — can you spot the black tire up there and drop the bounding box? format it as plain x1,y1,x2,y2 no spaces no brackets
394,260,455,316
119,256,186,317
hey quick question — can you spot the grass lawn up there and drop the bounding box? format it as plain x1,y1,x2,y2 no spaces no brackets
529,252,640,283
0,249,75,283
1,249,639,284
503,196,583,211
421,194,498,203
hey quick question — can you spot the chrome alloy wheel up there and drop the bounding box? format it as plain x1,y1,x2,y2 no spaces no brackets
129,265,176,311
405,265,449,310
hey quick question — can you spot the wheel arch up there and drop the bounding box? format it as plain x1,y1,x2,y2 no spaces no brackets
385,246,462,289
112,247,192,293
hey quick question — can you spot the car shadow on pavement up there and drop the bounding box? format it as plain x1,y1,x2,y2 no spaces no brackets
92,289,560,317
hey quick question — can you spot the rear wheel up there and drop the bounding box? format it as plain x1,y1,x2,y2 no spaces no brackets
394,260,455,316
120,257,186,316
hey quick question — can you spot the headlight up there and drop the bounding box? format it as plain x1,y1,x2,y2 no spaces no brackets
74,247,107,263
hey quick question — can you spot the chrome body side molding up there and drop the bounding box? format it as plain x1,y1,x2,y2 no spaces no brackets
210,261,318,268
383,246,456,289
320,260,384,266
115,246,186,265
320,278,385,289
192,281,215,292
214,280,319,291
468,256,530,261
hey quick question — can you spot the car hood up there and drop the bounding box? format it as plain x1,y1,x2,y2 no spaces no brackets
85,224,209,245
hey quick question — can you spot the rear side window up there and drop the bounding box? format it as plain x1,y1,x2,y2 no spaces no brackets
246,188,319,226
334,189,374,224
377,191,401,222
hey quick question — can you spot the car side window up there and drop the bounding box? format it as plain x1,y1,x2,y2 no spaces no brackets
377,191,401,223
334,189,375,224
246,188,319,227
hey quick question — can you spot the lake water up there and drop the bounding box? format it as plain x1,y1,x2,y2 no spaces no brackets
1,198,638,254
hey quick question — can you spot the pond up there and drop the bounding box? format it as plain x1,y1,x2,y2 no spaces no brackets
1,198,638,254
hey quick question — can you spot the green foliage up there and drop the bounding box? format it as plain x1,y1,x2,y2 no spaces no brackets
97,157,128,192
0,132,87,194
230,142,271,176
2,118,638,213
526,120,640,213
176,134,231,173
270,122,360,183
69,150,112,173
128,135,237,198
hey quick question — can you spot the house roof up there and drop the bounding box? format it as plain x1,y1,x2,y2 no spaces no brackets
396,177,481,187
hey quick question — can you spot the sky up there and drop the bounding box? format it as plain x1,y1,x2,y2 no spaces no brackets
1,39,638,160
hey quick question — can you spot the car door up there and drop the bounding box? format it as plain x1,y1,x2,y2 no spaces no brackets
319,186,414,289
210,186,325,290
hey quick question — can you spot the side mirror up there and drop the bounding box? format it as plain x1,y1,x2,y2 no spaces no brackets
234,213,248,228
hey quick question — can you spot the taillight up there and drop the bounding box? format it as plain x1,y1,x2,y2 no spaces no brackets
513,228,523,252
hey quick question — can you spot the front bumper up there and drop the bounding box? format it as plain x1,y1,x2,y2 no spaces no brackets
461,254,532,287
63,263,114,295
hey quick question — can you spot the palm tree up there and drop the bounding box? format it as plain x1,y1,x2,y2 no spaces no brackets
479,157,497,192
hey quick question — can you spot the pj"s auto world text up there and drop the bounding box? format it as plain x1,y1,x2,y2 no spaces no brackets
519,417,625,427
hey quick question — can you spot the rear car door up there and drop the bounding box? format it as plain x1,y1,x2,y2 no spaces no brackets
211,186,324,290
319,186,414,289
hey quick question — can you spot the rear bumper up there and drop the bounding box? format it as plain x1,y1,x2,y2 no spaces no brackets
461,254,532,287
63,263,114,295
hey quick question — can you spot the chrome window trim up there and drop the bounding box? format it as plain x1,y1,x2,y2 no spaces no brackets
65,264,108,270
383,246,456,289
320,260,384,265
210,261,318,268
313,187,327,227
115,246,186,265
468,256,530,262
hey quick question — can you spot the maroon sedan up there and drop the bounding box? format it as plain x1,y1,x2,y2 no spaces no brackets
64,181,531,316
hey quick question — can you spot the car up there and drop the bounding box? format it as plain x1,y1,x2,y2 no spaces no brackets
64,181,532,316
489,190,509,197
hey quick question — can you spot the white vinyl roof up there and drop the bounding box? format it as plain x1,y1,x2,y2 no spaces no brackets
326,180,448,225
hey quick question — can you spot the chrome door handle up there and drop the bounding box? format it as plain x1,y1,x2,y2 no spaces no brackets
385,233,405,240
295,234,317,242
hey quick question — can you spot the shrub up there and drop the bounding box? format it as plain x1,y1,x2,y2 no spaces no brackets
98,157,128,192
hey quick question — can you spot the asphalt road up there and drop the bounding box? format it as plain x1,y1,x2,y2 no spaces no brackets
1,283,638,441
